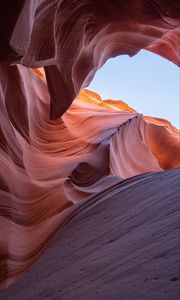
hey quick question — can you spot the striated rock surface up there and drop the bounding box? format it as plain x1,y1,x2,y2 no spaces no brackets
0,169,179,300
0,0,180,297
0,67,179,291
0,0,180,118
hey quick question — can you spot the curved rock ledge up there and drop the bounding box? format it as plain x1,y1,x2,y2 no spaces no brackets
0,169,179,300
0,64,179,290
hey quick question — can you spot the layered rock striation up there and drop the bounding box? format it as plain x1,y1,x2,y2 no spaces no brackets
0,0,180,295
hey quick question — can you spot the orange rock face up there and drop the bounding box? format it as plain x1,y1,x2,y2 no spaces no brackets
0,0,180,291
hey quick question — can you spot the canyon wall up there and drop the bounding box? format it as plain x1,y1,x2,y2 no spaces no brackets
0,0,180,295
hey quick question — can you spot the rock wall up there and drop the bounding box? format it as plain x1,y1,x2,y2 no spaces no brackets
0,0,180,294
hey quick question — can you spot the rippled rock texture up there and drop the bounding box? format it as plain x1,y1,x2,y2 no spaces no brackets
0,0,180,297
0,0,180,118
0,169,179,300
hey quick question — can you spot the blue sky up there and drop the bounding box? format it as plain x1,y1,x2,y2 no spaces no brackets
88,50,179,128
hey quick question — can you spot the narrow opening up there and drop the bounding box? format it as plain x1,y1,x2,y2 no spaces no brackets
88,50,179,128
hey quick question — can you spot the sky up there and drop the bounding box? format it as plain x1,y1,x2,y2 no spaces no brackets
88,50,179,128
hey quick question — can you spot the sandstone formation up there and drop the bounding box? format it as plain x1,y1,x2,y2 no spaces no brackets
0,0,180,298
0,169,179,299
0,1,180,118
